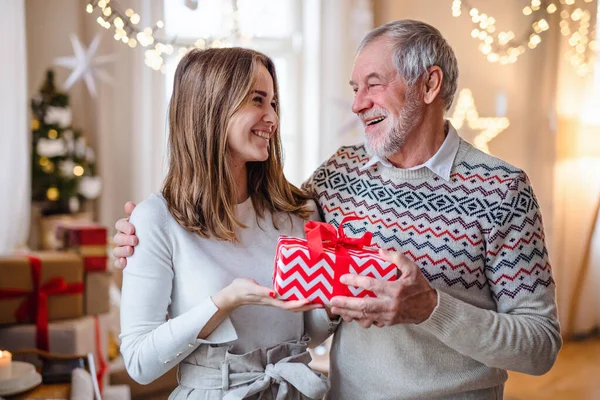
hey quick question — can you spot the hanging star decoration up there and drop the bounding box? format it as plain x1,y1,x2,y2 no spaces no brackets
53,34,116,98
449,88,510,154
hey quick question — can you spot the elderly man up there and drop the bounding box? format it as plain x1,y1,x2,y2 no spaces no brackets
114,20,560,399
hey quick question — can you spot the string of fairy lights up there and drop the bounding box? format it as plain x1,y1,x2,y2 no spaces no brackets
452,0,597,75
85,0,243,72
87,0,597,75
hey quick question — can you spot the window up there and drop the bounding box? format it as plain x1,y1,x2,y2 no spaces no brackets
163,0,310,184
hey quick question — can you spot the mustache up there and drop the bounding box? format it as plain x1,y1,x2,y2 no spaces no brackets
358,108,389,122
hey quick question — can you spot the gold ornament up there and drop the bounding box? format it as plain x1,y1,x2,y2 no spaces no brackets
48,129,58,139
46,187,60,201
32,119,40,130
450,89,510,154
73,165,84,176
41,159,55,173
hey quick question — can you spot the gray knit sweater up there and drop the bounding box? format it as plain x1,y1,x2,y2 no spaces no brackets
304,139,561,400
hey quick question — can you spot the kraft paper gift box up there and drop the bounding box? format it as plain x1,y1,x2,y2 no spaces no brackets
57,224,108,272
0,314,111,389
273,217,398,305
85,271,112,316
0,252,84,330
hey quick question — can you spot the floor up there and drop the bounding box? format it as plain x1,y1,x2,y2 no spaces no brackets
504,338,600,400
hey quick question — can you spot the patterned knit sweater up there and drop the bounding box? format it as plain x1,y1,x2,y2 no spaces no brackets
303,139,561,400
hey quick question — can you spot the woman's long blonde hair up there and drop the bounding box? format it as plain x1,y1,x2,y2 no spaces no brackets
162,48,311,241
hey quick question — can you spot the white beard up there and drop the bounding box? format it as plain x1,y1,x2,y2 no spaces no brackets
365,89,423,159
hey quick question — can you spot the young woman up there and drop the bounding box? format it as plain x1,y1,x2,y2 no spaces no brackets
118,48,335,399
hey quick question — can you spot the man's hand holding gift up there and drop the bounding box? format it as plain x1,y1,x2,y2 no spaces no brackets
330,249,438,328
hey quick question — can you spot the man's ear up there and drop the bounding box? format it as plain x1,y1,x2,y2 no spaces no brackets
423,66,443,105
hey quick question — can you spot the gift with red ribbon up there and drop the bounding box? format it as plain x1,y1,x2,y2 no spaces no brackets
0,314,110,390
272,216,398,305
0,253,84,350
57,224,108,272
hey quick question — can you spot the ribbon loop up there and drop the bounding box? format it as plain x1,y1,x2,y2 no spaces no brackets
304,216,372,261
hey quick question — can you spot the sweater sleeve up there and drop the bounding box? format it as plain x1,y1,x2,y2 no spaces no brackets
419,173,561,375
119,195,237,384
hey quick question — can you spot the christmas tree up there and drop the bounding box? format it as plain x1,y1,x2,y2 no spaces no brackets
31,69,101,215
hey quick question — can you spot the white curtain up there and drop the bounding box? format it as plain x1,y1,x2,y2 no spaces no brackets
0,0,29,254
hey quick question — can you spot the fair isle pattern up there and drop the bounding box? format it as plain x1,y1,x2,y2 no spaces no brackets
303,140,554,303
273,237,398,305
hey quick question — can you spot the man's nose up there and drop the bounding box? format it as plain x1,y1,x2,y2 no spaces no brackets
352,89,373,115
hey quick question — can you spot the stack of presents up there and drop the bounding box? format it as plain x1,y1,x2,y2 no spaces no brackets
0,223,130,399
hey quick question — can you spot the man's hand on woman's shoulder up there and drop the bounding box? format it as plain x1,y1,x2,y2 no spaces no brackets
112,201,138,269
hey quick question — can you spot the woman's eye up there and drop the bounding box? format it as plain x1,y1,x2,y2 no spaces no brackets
271,102,277,109
253,96,263,104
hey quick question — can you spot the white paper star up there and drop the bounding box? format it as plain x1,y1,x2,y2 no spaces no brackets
449,89,510,154
53,34,116,98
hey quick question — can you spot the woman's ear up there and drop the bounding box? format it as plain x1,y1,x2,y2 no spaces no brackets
423,66,443,105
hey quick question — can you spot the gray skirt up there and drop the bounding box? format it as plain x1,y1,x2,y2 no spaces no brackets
169,337,328,400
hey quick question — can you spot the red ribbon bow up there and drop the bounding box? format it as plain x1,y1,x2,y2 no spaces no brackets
0,256,83,350
304,216,373,297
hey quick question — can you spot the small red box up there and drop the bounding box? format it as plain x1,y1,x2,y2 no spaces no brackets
57,224,108,272
272,218,398,305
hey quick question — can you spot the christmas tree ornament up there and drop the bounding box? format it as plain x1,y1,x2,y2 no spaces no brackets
36,138,67,158
78,176,102,200
53,34,116,98
44,106,73,128
59,160,77,178
46,187,60,201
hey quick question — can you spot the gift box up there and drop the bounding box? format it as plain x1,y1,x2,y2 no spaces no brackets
57,224,108,272
273,217,398,305
0,314,110,389
85,272,111,316
0,252,84,351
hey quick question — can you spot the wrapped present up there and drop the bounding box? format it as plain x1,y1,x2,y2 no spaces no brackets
57,224,108,272
85,272,111,316
0,252,84,350
0,315,110,390
273,217,398,305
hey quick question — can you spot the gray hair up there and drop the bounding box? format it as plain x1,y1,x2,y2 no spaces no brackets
358,20,459,111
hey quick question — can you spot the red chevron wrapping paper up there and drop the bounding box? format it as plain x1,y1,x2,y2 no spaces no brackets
272,217,398,305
